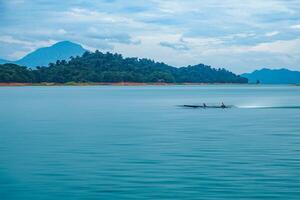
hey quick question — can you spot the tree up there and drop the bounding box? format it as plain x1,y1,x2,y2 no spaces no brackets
0,51,248,84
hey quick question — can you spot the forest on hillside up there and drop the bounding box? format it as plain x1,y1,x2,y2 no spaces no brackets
0,51,248,83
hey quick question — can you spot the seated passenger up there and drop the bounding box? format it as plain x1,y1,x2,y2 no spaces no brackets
221,102,226,108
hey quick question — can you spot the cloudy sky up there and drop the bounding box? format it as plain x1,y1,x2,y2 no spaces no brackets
1,0,300,73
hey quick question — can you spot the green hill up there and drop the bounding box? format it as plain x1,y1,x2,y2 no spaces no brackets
0,50,247,84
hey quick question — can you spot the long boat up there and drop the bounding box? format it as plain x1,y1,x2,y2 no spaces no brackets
181,105,233,109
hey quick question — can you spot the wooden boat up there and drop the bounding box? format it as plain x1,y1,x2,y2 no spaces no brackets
181,105,233,109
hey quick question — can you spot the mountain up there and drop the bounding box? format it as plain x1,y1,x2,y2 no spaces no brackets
242,68,300,84
0,41,86,68
0,51,248,84
16,41,86,67
0,59,11,65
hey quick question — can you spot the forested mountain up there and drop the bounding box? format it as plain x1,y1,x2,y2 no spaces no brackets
0,51,247,83
0,41,86,68
242,68,300,84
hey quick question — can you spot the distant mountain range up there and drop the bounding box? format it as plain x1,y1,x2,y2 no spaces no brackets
241,68,300,84
0,41,86,68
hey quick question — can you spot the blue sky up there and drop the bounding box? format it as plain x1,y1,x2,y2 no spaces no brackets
1,0,300,73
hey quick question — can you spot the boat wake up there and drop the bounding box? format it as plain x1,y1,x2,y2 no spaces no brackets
179,104,300,109
237,105,300,109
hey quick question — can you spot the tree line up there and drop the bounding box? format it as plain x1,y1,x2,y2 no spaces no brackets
0,51,248,83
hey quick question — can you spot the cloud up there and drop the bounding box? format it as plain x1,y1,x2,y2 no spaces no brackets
86,27,140,45
160,38,190,51
159,42,189,51
0,35,55,49
290,24,300,30
62,7,143,27
250,37,300,54
0,35,33,46
0,35,56,60
57,29,67,35
1,0,300,72
265,31,280,37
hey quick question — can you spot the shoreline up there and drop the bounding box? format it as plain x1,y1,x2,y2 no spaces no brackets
0,82,297,87
0,82,248,87
0,82,252,87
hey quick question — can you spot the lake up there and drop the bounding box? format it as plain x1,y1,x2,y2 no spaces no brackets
0,85,300,199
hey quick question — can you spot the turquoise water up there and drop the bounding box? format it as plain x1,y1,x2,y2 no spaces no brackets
0,85,300,199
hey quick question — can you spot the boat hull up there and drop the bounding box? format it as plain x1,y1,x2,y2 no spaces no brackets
181,105,233,109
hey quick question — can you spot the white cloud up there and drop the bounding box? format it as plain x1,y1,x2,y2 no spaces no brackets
251,38,300,54
0,35,57,59
10,50,28,59
0,35,36,46
265,31,279,37
290,24,300,30
1,0,300,72
57,29,67,35
62,8,143,28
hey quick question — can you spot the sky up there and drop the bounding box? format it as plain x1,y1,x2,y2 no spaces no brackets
0,0,300,73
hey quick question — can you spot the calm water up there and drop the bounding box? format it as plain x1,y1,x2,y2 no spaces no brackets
0,85,300,200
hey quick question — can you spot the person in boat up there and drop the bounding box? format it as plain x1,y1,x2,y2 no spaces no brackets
203,103,207,108
221,102,226,109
